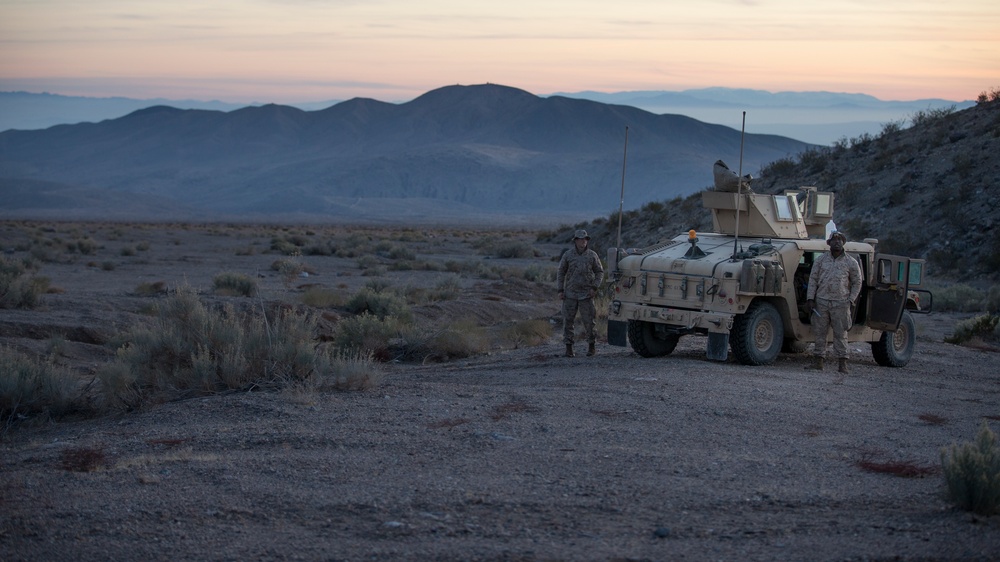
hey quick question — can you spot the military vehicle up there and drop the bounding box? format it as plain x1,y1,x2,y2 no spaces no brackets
606,169,932,366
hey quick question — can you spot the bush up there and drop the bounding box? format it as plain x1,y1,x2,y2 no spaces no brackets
945,313,999,345
98,289,380,411
501,319,553,348
134,281,168,296
493,241,535,259
0,256,49,309
1,346,78,431
933,284,986,312
301,287,344,308
941,423,1000,515
345,287,412,322
333,312,414,361
416,320,490,361
212,271,257,297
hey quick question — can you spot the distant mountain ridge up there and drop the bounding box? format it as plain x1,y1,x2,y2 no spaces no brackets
1,87,973,145
0,84,811,222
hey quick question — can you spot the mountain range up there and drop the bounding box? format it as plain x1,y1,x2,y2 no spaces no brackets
0,84,811,223
1,88,973,146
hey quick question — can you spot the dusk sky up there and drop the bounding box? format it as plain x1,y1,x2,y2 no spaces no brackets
1,0,997,104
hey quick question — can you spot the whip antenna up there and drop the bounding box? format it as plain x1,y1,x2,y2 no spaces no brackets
615,126,629,270
732,112,746,259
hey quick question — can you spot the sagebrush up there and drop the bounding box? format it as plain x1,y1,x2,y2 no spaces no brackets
99,289,380,411
941,423,1000,515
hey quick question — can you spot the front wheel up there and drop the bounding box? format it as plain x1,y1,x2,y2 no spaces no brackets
627,320,679,357
871,311,915,367
730,300,783,365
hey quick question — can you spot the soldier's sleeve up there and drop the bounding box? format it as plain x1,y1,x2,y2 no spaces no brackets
556,253,568,291
806,255,821,301
848,258,862,303
592,252,604,288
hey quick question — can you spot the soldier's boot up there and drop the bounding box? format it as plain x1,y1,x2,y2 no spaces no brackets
587,343,596,356
804,356,824,371
838,358,849,374
565,344,575,357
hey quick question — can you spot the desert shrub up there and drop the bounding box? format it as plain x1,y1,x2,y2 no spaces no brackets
425,277,462,302
270,257,302,275
880,119,905,137
345,287,412,322
69,237,99,255
0,256,49,309
301,287,345,308
136,241,151,251
941,423,1000,515
759,157,797,178
523,264,556,283
333,312,415,361
945,314,1000,345
356,254,381,270
1,346,78,431
501,319,553,348
212,271,257,297
100,261,116,271
270,237,299,255
416,320,489,361
933,284,986,312
493,241,535,259
910,105,955,127
988,286,1000,314
324,349,383,390
98,289,379,410
384,245,416,261
303,243,334,256
120,245,136,257
134,281,168,296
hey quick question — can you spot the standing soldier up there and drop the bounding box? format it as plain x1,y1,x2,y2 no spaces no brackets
805,231,862,374
557,229,604,357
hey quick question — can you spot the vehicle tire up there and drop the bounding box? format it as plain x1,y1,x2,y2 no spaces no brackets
627,320,679,358
871,311,915,367
730,300,783,365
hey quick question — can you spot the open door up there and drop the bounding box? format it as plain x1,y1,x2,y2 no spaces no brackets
866,254,909,331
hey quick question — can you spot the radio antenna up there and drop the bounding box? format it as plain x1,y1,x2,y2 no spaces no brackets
615,126,629,271
731,112,747,259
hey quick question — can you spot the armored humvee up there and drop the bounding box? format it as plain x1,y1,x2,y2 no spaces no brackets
606,179,932,366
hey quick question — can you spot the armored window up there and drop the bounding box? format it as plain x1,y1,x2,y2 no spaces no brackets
773,195,794,221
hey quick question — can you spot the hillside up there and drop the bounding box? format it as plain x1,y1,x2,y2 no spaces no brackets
0,84,809,221
554,98,1000,282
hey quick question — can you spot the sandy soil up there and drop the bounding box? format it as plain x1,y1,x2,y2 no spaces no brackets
1,221,999,561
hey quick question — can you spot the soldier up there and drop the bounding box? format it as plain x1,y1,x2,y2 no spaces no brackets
805,231,862,374
557,229,604,357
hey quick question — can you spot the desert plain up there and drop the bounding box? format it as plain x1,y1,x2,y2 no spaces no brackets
1,219,998,561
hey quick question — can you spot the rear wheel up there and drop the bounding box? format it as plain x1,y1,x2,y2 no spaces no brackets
871,311,915,367
730,301,783,365
627,320,679,357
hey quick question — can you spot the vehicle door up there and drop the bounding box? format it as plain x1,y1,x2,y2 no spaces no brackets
866,254,910,331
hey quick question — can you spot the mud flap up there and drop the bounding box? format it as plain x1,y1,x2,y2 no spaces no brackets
608,320,628,347
706,332,729,361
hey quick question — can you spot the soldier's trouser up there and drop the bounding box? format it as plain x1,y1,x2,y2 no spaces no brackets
811,297,852,359
563,297,596,345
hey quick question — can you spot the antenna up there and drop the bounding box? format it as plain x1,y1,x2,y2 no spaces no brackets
731,112,746,259
615,126,629,270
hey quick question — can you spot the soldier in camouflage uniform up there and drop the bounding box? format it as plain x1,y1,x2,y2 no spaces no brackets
805,231,862,374
557,229,604,357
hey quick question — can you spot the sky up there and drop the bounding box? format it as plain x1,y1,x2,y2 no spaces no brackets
1,0,998,104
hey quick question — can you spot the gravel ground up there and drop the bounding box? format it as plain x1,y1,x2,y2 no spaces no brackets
1,222,998,560
3,328,999,561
